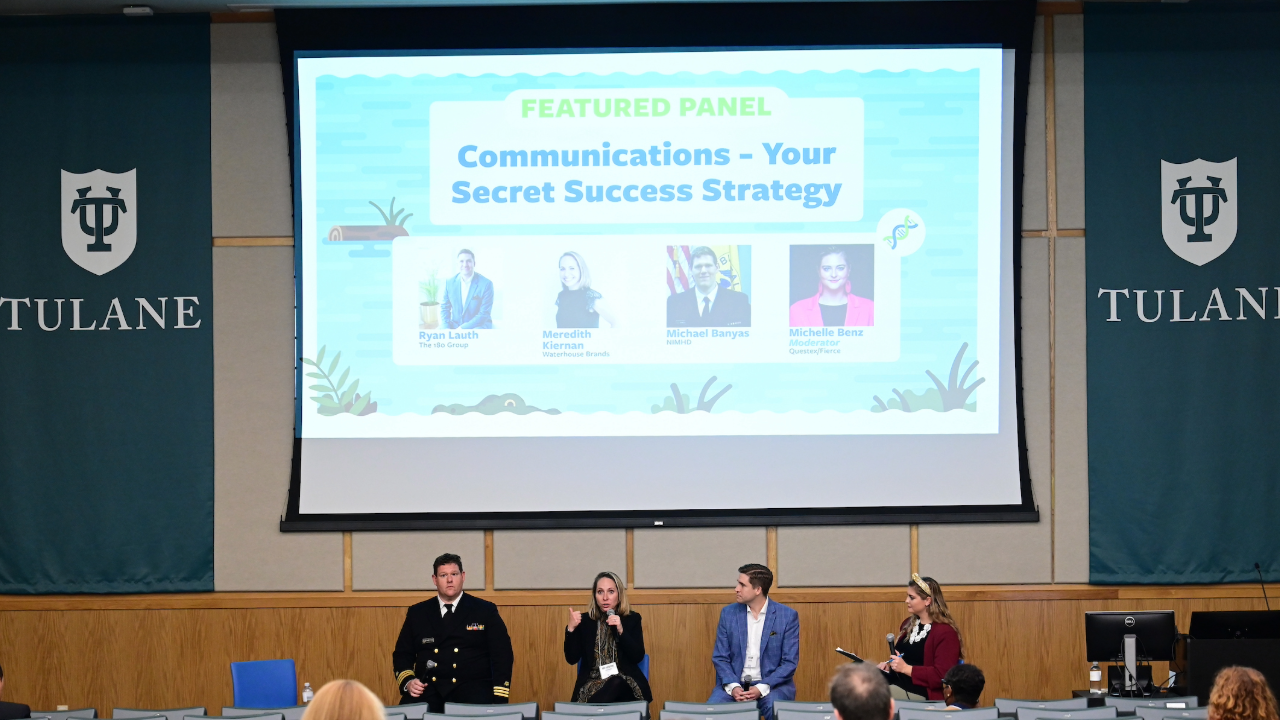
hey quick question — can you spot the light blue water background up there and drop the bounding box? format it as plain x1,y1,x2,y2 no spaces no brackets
309,67,981,416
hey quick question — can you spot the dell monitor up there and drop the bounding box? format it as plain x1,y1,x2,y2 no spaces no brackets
1086,610,1178,662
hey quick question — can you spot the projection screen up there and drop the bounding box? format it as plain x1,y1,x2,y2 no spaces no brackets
281,8,1038,529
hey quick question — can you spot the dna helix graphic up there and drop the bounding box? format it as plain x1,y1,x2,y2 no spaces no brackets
883,214,919,250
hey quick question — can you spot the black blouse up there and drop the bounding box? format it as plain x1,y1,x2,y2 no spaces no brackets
889,623,931,698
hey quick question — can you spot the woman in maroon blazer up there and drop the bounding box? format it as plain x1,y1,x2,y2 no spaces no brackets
877,574,964,701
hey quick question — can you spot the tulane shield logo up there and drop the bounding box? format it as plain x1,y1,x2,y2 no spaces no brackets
1160,158,1237,266
60,169,137,275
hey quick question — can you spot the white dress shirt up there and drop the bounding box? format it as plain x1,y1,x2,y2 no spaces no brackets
439,591,464,616
694,284,719,316
726,599,771,697
459,274,473,304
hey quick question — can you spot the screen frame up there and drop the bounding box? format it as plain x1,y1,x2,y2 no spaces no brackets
275,0,1040,532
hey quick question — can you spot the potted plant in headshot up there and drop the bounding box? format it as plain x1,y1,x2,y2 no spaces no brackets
420,271,441,329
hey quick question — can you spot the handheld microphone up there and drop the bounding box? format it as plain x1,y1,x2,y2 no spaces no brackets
1256,563,1271,611
606,608,618,631
886,633,897,657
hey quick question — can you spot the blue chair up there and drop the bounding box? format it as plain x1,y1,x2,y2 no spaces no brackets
231,659,298,708
577,654,649,680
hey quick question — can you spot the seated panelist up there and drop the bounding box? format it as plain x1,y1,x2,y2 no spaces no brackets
667,246,751,328
707,564,799,720
564,571,652,705
393,553,514,712
877,574,962,701
0,663,32,720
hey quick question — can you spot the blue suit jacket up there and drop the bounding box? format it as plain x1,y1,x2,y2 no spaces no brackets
441,272,494,329
712,600,800,695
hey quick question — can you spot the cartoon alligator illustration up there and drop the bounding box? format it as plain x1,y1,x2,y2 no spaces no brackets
432,393,561,416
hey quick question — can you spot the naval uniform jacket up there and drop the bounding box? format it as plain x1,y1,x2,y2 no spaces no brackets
393,594,515,703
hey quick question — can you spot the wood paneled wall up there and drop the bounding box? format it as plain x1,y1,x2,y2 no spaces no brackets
0,590,1268,716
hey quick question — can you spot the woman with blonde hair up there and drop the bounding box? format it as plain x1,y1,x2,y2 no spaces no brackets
1209,666,1280,720
877,574,963,701
301,680,384,720
564,570,651,705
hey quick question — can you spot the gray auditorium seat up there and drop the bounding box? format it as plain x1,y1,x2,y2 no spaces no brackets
772,704,833,715
544,712,639,720
661,710,756,720
663,705,751,715
223,708,306,720
116,707,206,720
1134,709,1207,720
1108,699,1199,713
556,703,648,717
37,710,96,720
1014,707,1118,720
386,713,407,720
186,713,284,720
390,705,430,720
900,708,999,720
446,703,539,720
996,700,1089,717
777,709,835,720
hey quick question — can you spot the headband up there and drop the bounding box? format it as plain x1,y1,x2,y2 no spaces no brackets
911,573,931,597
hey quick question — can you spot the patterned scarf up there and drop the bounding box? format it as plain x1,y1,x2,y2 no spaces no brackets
576,618,643,702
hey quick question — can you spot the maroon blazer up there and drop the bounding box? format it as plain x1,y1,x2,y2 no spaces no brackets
898,618,961,700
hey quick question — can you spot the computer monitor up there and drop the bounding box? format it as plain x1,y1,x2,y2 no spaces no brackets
1086,611,1177,662
1189,611,1280,640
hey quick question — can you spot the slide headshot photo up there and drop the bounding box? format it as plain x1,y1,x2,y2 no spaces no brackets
441,248,494,329
788,244,874,327
555,251,619,329
665,244,751,328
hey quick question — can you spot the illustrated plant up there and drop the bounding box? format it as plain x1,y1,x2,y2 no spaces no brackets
871,343,983,413
652,376,732,414
369,197,413,228
303,345,377,416
419,271,441,306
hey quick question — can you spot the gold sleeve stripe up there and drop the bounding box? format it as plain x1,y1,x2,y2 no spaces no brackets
397,670,415,683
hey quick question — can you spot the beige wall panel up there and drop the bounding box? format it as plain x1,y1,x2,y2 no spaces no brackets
352,531,486,591
1023,17,1048,232
494,530,625,589
1054,238,1090,582
633,527,764,589
1054,14,1086,229
211,24,293,238
777,525,909,587
918,238,1052,584
214,248,342,590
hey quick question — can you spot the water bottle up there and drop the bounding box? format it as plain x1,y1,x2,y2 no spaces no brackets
1089,662,1103,694
303,682,314,704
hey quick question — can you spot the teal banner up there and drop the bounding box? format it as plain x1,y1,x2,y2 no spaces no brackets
1086,4,1280,584
0,17,213,593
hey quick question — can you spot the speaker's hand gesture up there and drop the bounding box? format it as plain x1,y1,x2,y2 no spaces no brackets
568,607,583,631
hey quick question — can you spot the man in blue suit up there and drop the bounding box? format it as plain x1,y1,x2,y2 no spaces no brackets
707,564,800,720
441,248,494,329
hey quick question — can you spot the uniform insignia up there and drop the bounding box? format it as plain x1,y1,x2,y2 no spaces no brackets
423,638,435,643
466,623,484,630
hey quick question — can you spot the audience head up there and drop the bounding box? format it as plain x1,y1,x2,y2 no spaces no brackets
1209,666,1279,720
735,563,774,604
942,663,985,707
301,679,384,720
432,553,465,600
589,570,629,620
0,661,5,697
830,663,893,720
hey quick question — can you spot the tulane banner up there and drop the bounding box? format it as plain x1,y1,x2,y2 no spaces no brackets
1086,4,1280,584
0,17,212,592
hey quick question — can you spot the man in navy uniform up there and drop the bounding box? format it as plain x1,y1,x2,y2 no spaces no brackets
393,553,514,711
